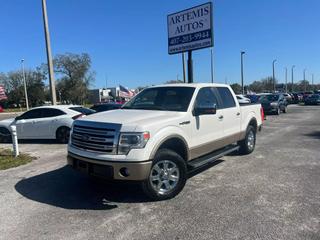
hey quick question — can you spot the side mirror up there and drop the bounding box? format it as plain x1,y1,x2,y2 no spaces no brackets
193,104,217,116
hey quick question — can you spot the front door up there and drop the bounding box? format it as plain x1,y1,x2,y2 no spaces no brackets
190,87,225,159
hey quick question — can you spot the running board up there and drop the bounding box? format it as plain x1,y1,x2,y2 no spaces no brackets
188,145,240,169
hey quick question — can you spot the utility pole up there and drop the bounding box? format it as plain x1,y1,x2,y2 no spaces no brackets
312,73,314,91
285,67,288,93
21,59,29,110
272,59,277,92
210,48,214,83
240,51,245,95
182,53,186,83
42,0,57,105
291,65,295,92
303,69,307,92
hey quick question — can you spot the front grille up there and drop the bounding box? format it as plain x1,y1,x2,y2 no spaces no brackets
71,121,121,154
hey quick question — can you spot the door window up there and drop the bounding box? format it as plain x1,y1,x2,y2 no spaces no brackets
18,109,42,120
41,108,66,118
216,87,236,108
195,87,219,108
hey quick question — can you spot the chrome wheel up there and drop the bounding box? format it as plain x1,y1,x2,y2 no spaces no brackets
149,160,180,195
247,130,255,151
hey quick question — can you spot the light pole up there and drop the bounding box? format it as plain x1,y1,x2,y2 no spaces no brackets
42,0,57,105
210,48,214,83
285,67,288,92
291,65,295,92
240,51,245,95
312,73,314,91
303,69,307,92
272,59,277,92
21,59,29,110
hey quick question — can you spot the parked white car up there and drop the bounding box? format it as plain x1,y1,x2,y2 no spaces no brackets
236,95,251,104
0,105,94,143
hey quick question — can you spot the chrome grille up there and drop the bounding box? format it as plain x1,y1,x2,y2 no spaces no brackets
71,121,121,154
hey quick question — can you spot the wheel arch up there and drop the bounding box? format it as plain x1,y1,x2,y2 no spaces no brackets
150,135,190,162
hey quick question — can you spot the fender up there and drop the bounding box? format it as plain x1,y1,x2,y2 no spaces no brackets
143,126,190,161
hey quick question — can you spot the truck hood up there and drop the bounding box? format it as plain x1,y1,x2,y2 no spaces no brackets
80,109,186,131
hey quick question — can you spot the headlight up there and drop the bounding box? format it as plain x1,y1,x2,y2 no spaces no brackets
118,132,150,155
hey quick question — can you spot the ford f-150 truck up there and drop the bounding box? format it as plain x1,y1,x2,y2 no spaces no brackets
67,83,263,200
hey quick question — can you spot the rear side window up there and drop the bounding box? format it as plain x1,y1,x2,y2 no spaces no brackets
195,87,220,109
216,87,236,108
41,108,66,118
69,107,95,115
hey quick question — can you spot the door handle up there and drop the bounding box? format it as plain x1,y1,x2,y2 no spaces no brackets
218,115,224,120
236,112,240,116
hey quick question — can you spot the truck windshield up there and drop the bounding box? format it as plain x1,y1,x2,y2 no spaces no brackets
122,87,195,112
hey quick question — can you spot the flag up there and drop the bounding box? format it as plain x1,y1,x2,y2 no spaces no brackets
119,85,134,98
0,85,7,100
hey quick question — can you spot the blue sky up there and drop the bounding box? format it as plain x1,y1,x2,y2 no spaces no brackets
1,0,319,88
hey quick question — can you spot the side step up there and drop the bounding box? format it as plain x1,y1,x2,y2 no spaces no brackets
188,145,240,169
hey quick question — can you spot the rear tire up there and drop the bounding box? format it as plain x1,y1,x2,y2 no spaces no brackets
142,149,187,201
239,125,256,155
275,107,281,115
282,106,287,113
56,127,70,144
0,127,11,143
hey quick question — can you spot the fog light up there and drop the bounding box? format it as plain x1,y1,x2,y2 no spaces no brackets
119,167,130,177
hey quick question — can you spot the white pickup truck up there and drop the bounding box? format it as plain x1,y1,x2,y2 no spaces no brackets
67,83,263,200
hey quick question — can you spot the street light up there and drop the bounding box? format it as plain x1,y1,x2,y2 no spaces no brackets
240,51,245,95
210,48,214,83
284,67,288,93
21,59,29,110
303,69,307,92
291,65,295,92
272,59,277,92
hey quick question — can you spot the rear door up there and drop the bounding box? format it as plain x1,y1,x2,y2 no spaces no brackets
190,87,225,158
39,108,67,137
216,87,241,143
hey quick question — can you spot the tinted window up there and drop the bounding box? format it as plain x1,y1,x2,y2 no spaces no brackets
91,104,121,112
216,87,236,108
195,87,219,108
69,107,95,115
18,109,42,120
123,87,195,112
41,108,66,118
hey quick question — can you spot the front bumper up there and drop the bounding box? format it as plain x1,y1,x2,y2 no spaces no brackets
67,152,152,181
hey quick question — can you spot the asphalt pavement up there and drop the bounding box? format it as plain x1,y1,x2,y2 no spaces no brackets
0,105,319,240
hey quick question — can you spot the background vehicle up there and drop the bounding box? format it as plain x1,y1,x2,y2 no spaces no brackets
0,105,94,143
302,91,314,101
283,93,293,104
259,93,287,115
245,94,261,103
90,103,122,113
236,95,251,104
290,93,303,104
67,83,263,200
304,94,320,105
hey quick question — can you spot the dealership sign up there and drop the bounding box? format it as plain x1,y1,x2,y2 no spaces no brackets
167,2,213,54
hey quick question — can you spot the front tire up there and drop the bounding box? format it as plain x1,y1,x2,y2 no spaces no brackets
56,127,70,144
0,127,12,143
142,149,187,200
239,125,256,154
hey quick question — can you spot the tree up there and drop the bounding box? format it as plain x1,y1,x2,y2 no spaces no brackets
52,53,95,104
230,83,242,94
4,69,46,107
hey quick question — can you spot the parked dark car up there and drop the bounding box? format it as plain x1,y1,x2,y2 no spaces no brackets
301,91,314,101
304,94,320,105
259,94,287,115
245,94,261,103
290,93,303,104
90,103,122,112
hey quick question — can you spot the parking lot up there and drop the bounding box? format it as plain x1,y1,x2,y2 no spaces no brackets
0,104,319,240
